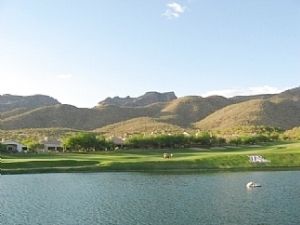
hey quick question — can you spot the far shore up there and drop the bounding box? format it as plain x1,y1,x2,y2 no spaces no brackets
2,142,300,175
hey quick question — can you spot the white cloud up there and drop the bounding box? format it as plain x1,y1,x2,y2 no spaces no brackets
202,86,286,98
56,73,73,80
162,2,186,19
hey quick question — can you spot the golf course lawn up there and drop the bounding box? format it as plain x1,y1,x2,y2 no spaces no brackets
1,142,300,174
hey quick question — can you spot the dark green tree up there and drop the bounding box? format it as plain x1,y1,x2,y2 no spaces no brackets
62,133,109,151
22,139,44,152
0,143,7,153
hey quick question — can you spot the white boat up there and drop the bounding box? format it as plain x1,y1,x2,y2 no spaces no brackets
246,181,262,188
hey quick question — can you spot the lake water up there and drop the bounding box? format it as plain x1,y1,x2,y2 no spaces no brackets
1,171,300,225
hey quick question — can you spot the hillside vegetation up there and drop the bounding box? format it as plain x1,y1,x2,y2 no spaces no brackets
0,128,83,142
2,126,299,147
97,117,184,136
283,127,300,140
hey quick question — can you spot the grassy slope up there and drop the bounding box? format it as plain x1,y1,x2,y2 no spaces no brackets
1,142,300,174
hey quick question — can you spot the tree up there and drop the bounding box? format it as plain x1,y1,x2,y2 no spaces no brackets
228,137,243,146
193,132,213,145
62,132,109,151
0,143,8,153
22,139,44,152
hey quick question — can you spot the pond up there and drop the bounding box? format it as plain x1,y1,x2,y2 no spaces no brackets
1,171,300,225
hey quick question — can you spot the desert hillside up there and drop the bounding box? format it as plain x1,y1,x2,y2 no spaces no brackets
195,88,300,130
1,88,300,132
96,117,184,136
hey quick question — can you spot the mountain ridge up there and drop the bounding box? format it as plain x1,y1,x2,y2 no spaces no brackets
1,88,300,132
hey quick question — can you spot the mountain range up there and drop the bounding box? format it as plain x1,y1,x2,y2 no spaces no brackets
0,87,300,134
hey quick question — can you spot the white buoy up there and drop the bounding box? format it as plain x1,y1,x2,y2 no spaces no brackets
246,181,262,188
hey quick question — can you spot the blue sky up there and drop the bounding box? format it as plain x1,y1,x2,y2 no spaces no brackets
0,0,299,107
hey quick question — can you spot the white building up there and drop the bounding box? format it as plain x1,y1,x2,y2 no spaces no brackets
1,140,27,153
111,136,125,145
40,137,63,152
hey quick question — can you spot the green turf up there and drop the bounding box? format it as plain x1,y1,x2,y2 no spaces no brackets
1,142,300,174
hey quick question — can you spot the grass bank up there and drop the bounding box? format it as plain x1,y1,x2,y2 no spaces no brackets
1,142,300,174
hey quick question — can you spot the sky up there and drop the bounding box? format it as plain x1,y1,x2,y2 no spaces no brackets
0,0,299,107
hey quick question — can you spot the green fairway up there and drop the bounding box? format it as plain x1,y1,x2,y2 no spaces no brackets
1,142,300,174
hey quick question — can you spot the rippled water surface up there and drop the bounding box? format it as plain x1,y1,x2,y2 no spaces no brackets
1,171,300,225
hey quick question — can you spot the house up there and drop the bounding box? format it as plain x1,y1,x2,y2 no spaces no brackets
111,136,125,145
110,136,126,149
40,137,63,152
1,140,27,153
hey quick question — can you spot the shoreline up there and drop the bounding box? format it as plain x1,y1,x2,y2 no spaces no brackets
2,166,300,175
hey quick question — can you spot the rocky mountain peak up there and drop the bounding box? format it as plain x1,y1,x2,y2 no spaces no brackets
0,94,60,112
98,91,177,107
